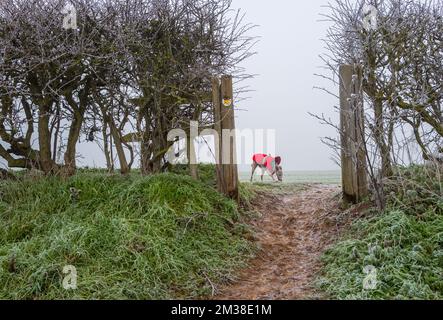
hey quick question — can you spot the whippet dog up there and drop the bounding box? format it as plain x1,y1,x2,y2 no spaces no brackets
251,154,283,182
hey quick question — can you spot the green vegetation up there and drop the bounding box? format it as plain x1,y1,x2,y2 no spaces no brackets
240,170,341,185
170,164,218,189
0,170,255,299
318,166,443,300
240,182,309,200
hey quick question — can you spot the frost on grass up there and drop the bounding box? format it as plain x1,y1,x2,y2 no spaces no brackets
0,173,255,299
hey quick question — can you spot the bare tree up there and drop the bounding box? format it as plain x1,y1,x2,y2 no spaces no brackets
315,0,442,209
0,0,256,176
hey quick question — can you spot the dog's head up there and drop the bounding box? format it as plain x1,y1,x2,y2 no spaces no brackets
273,156,283,182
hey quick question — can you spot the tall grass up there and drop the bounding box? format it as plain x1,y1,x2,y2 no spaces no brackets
0,172,255,299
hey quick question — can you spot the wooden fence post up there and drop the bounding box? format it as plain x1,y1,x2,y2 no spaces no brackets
212,75,239,202
340,65,368,203
212,77,225,194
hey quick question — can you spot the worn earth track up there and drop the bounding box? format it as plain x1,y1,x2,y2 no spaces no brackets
216,184,343,300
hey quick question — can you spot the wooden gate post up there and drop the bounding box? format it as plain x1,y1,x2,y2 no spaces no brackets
340,65,368,203
212,75,239,202
212,77,225,194
220,75,239,202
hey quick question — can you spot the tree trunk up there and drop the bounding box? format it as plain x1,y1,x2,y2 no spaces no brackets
187,133,199,180
108,116,129,175
63,111,83,176
38,106,55,174
374,98,393,178
52,104,61,162
102,122,114,172
140,132,152,175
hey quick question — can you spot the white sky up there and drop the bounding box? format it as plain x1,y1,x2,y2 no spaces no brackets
232,0,339,171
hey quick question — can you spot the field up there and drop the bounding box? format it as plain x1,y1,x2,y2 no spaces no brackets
241,170,341,185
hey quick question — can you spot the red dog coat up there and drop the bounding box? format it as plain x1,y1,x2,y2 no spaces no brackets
253,154,282,174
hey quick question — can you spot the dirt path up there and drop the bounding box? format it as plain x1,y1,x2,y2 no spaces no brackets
216,184,343,300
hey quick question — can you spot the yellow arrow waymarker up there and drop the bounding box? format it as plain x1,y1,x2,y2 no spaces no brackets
223,98,232,107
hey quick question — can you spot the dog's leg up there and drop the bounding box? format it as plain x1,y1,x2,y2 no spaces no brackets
261,167,265,182
250,163,257,182
270,172,277,182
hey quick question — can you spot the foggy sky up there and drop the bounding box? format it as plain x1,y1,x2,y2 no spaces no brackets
233,0,339,171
